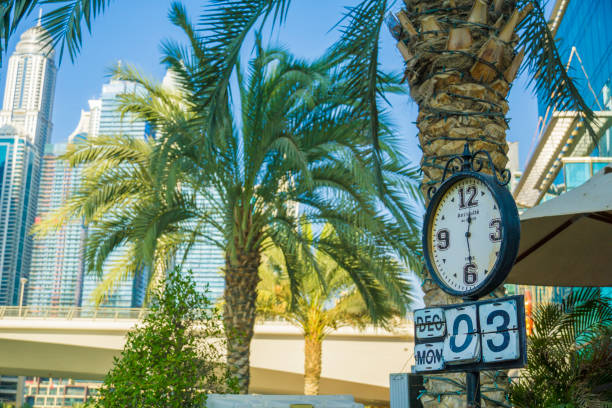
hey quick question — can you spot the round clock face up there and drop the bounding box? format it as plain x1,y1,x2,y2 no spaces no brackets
427,176,505,294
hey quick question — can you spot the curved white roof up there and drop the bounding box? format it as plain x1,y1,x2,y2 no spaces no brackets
15,25,55,58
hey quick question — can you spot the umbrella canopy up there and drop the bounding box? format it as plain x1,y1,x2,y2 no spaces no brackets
507,166,612,286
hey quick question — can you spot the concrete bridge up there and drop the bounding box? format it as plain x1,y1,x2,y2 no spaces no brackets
0,307,415,405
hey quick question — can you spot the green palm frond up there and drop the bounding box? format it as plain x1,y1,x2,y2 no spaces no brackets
33,130,202,300
1,0,37,64
1,1,115,65
510,288,612,407
258,221,410,332
39,0,112,62
327,0,394,191
88,243,141,306
517,0,596,140
197,0,292,136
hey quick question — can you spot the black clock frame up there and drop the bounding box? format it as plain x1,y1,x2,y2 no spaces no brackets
422,152,520,299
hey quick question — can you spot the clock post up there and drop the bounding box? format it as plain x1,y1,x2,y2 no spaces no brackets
415,144,524,407
466,368,480,407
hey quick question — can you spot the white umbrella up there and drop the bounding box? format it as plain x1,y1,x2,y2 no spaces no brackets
507,166,612,286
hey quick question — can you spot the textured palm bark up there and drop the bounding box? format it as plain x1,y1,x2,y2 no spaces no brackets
304,334,323,395
396,0,523,405
223,250,261,394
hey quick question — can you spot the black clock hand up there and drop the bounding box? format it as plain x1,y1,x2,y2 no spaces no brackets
466,212,472,262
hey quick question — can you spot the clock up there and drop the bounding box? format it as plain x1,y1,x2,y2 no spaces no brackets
423,171,520,299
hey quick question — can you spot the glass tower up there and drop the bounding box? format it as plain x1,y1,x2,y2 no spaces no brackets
80,80,152,308
539,1,612,116
160,71,225,301
0,23,56,305
175,190,225,301
27,143,86,307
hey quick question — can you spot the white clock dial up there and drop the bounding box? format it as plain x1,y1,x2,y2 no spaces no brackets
429,177,502,292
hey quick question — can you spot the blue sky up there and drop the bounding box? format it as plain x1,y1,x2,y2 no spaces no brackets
0,0,540,169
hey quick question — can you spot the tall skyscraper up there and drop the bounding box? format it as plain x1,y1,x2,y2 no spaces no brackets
97,79,152,140
161,70,225,301
80,79,152,308
26,72,224,308
0,23,56,305
26,79,150,308
175,190,225,301
27,142,86,308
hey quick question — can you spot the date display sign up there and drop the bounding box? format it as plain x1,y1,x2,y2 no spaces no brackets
413,295,526,373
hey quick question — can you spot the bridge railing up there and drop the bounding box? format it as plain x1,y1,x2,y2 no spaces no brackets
0,306,416,331
0,306,150,320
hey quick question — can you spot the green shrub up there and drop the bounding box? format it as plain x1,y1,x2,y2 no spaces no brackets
92,267,237,407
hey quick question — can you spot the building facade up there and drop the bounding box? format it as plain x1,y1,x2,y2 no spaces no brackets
27,143,86,308
26,74,226,308
77,80,152,308
515,0,612,208
23,377,101,408
0,24,56,306
510,0,612,304
175,190,225,301
162,71,225,301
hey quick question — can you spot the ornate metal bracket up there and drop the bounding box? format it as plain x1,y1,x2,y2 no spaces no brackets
427,143,511,200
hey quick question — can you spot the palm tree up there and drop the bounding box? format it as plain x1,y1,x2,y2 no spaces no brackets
39,4,422,392
257,223,412,395
509,288,612,407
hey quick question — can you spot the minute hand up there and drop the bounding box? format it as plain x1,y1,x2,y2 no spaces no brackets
466,213,473,262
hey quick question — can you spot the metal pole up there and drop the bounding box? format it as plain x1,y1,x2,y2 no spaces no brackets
16,375,25,408
462,295,481,407
466,370,481,407
18,277,27,317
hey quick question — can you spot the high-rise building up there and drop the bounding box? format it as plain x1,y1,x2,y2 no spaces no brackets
175,190,225,301
27,141,86,308
161,71,225,301
97,79,153,140
26,72,224,307
514,1,612,208
0,23,56,305
79,79,152,308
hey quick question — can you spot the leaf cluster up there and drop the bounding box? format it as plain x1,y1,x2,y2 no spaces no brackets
32,1,422,318
509,288,612,408
91,267,238,408
32,134,197,304
157,3,421,320
257,222,412,338
1,0,36,63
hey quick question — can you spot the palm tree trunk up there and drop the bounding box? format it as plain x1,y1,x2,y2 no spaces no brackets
396,0,524,405
223,250,261,394
304,333,322,395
